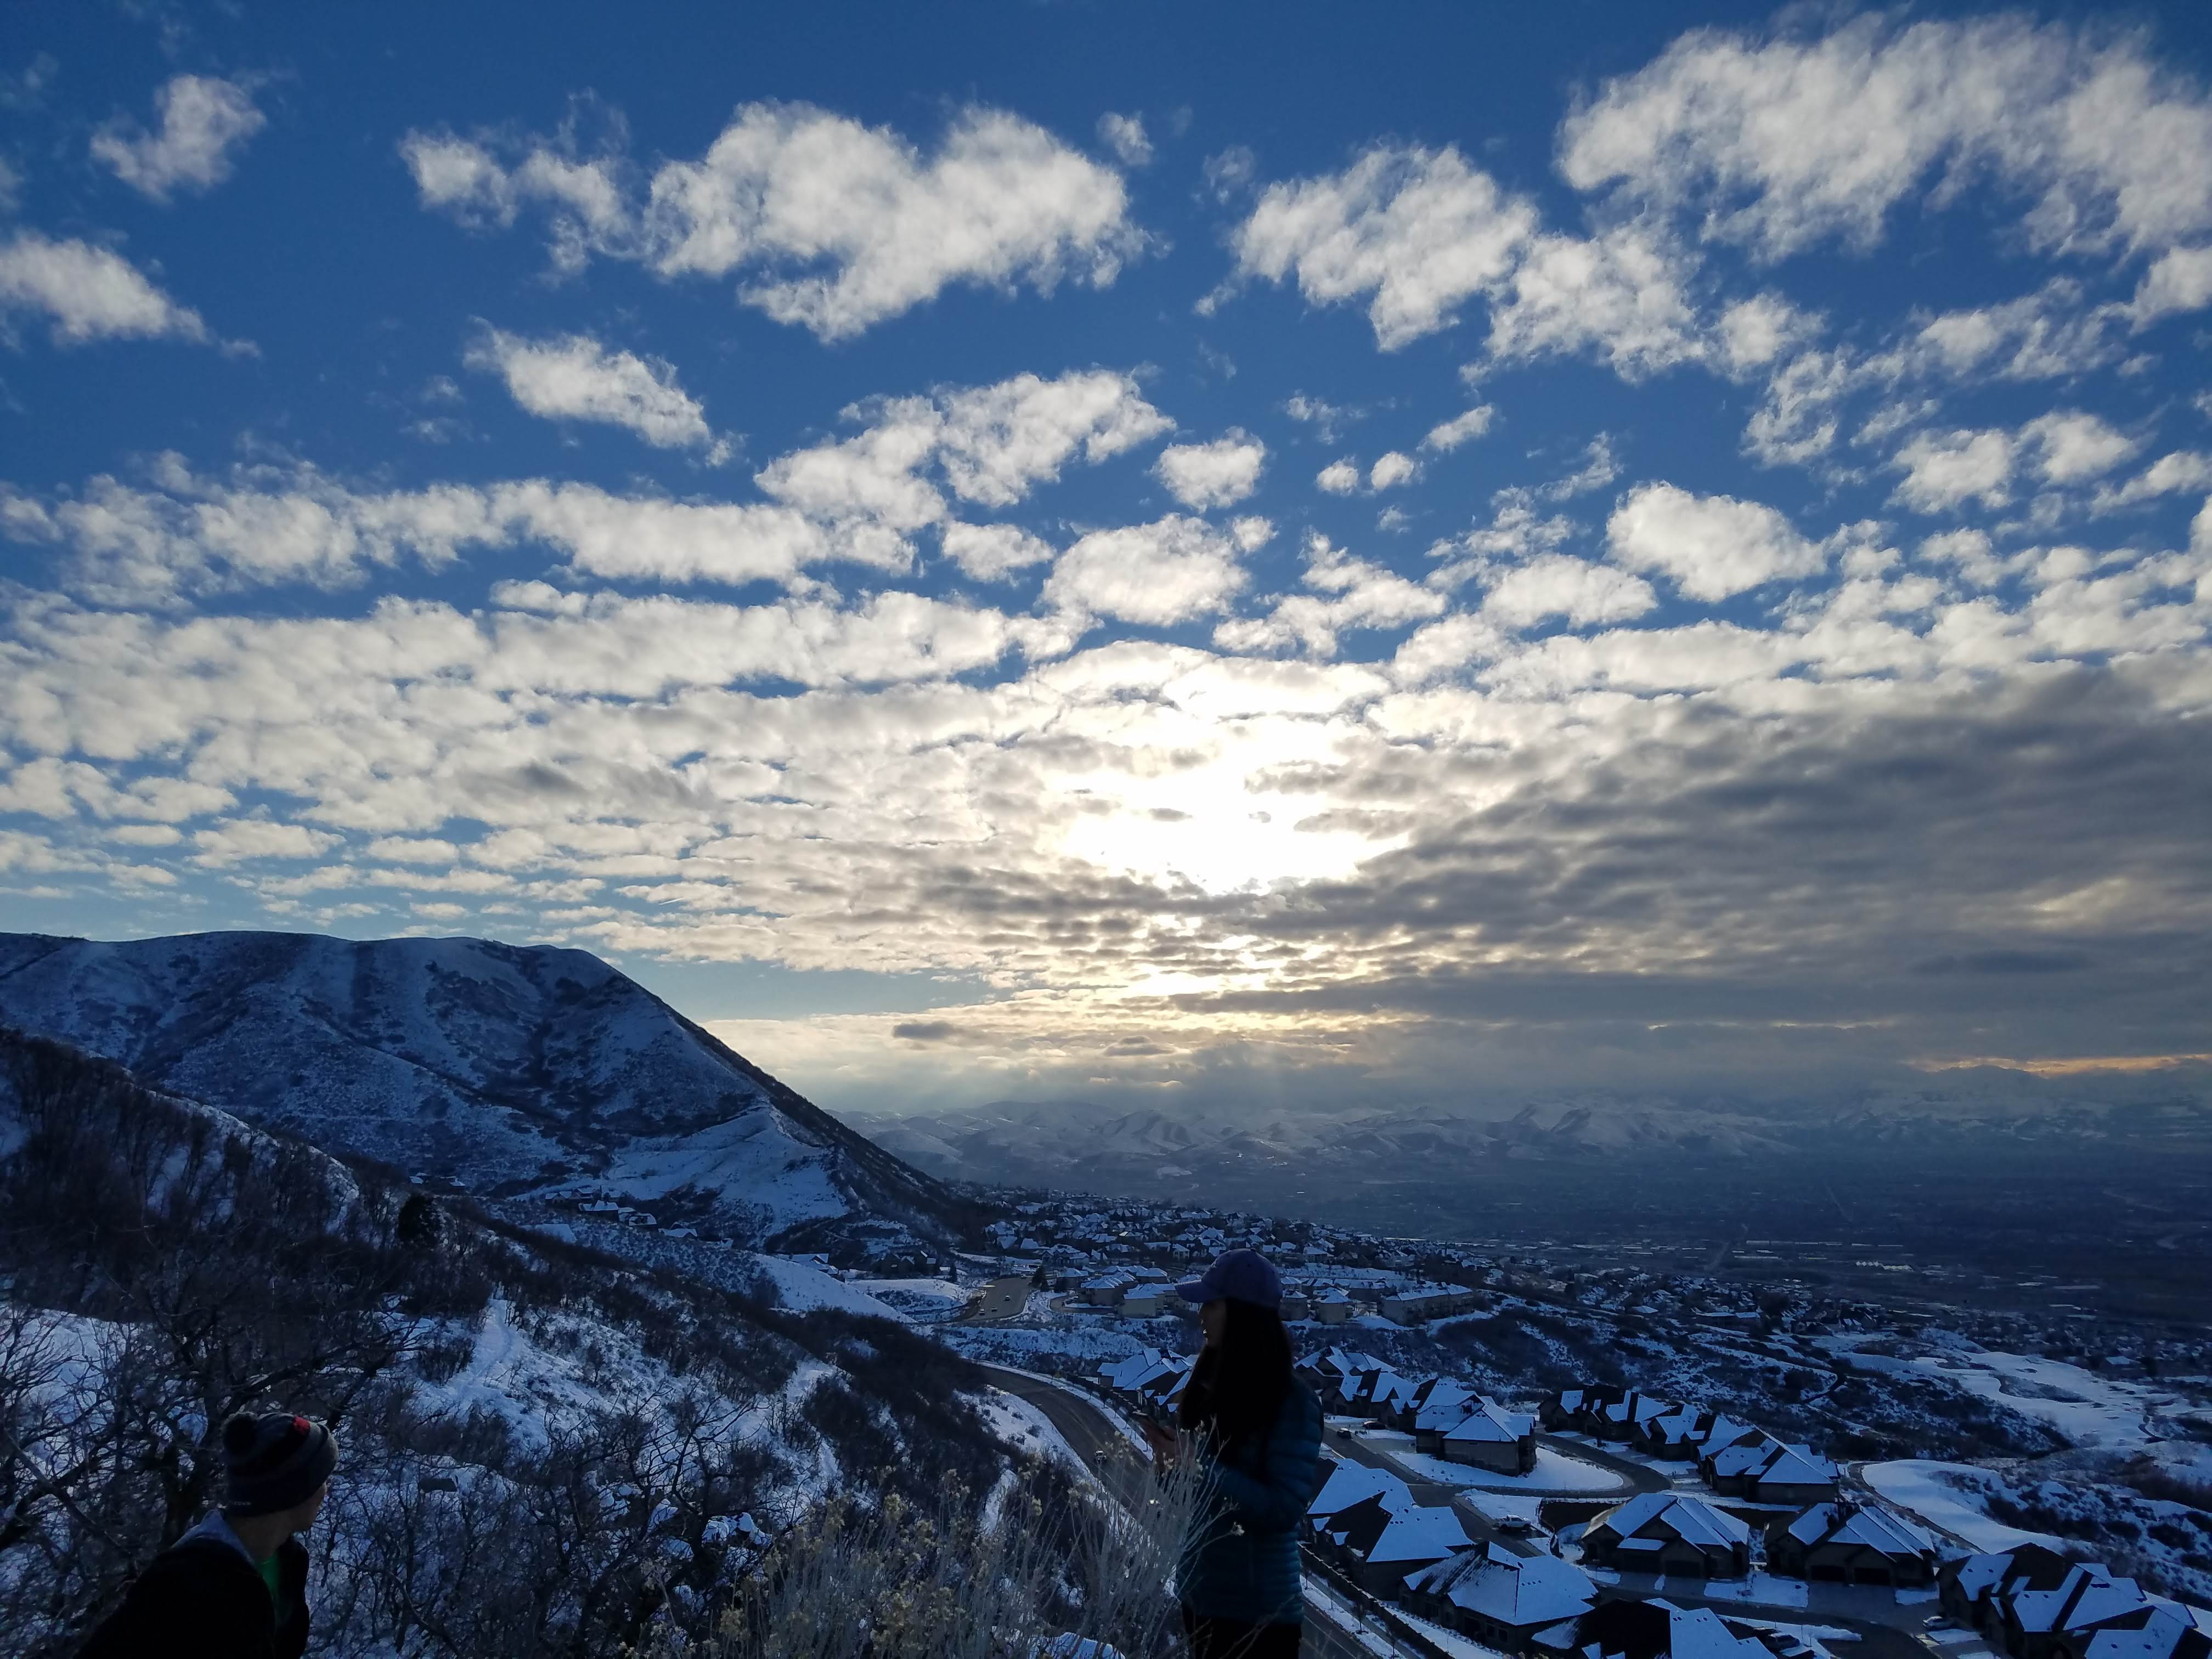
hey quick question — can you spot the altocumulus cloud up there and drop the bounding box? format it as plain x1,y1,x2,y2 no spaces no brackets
403,100,1148,338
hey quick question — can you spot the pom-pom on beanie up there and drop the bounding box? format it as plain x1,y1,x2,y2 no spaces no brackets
221,1412,338,1518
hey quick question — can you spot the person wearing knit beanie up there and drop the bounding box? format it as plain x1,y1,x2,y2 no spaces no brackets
78,1410,338,1659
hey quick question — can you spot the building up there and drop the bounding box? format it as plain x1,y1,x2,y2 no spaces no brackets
1279,1291,1311,1321
1767,1500,1939,1586
1440,1398,1538,1475
1564,1597,1815,1659
1308,1457,1415,1527
1119,1284,1172,1316
1405,1379,1480,1448
1403,1544,1598,1655
1314,1288,1355,1323
1380,1285,1483,1325
1322,1502,1475,1595
1579,1493,1753,1579
1943,1545,2081,1636
1704,1440,1839,1505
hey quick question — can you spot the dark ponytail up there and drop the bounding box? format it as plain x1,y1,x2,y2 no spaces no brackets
1180,1299,1294,1454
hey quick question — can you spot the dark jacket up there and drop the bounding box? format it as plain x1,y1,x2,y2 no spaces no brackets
78,1517,309,1659
1177,1379,1324,1626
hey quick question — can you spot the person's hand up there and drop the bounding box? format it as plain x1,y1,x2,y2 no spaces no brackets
1139,1416,1179,1469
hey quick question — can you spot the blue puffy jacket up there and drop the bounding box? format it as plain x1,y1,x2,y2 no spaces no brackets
1176,1379,1323,1626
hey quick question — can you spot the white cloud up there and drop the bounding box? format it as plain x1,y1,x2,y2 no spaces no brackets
1560,14,2212,263
1225,144,1538,348
1097,112,1152,168
0,232,209,345
1316,460,1361,495
1482,554,1656,631
1607,482,1825,600
1717,295,1821,373
92,74,264,202
940,521,1055,581
1155,431,1266,509
932,370,1171,506
192,820,341,868
1223,143,1704,379
1214,532,1443,657
2019,412,2137,485
2128,246,2212,328
1043,516,1248,625
1368,452,1418,491
647,104,1142,339
1478,224,1702,378
405,103,1144,338
464,329,721,454
1420,406,1494,452
1532,436,1620,502
2090,451,2212,514
1284,392,1363,442
1891,429,2017,513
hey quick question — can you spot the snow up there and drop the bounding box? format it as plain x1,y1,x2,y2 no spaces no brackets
847,1277,967,1321
748,1254,905,1319
1356,1432,1632,1495
1394,1606,1517,1659
1860,1461,2068,1552
976,1387,1089,1474
1822,1340,2163,1452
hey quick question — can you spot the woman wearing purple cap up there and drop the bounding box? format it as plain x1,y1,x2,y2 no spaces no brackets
1144,1248,1322,1658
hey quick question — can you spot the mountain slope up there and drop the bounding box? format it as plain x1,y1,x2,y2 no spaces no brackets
0,929,960,1248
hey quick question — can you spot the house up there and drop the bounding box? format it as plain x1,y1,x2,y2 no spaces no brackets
1564,1597,1802,1659
1943,1545,2081,1636
1119,1284,1172,1316
1767,1500,1939,1586
1742,1444,1840,1506
2080,1604,2212,1659
1380,1285,1483,1325
1079,1269,1136,1307
1701,1433,1791,1493
1405,1379,1480,1448
1279,1291,1312,1321
1403,1543,1598,1655
1314,1288,1355,1324
1308,1457,1414,1526
1440,1398,1538,1475
1329,1503,1475,1594
1637,1407,1760,1464
1579,1493,1752,1578
1098,1348,1168,1394
2002,1564,2174,1659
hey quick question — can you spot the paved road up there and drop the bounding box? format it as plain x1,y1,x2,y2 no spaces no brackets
964,1274,1035,1323
978,1366,1375,1659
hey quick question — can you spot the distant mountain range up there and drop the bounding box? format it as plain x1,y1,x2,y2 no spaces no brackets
0,930,962,1250
850,1077,2212,1190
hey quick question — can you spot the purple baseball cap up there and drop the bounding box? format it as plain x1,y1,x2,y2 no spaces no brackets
1175,1248,1283,1311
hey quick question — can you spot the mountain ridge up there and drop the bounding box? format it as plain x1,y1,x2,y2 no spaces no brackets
0,928,965,1251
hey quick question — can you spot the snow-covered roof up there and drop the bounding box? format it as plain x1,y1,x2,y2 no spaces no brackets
1754,1445,1839,1487
2084,1606,2207,1659
1592,1493,1751,1549
1707,1436,1784,1478
1361,1504,1475,1566
2011,1567,2148,1635
1409,1543,1598,1627
1442,1398,1536,1445
1311,1459,1415,1520
1784,1502,1934,1555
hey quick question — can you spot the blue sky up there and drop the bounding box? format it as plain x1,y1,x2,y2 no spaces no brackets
3,2,2209,1116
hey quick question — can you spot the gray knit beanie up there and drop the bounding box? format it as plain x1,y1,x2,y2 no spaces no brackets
221,1412,338,1517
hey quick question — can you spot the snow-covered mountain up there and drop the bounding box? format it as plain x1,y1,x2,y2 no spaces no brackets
0,929,961,1248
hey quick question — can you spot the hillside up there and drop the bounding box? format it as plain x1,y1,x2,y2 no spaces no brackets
0,929,961,1250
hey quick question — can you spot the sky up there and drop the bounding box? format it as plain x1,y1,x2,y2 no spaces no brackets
1,1,2209,1120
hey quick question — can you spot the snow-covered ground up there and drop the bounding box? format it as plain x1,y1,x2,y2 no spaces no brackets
1354,1430,1631,1494
1860,1461,2067,1551
845,1277,966,1321
974,1389,1088,1474
1821,1339,2166,1452
747,1254,906,1319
